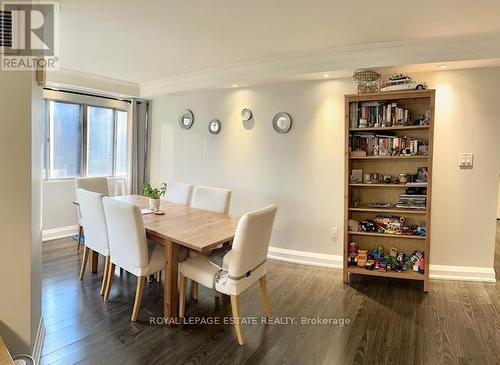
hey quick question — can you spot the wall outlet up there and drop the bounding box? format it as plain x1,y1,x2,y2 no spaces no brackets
459,152,473,169
330,227,338,242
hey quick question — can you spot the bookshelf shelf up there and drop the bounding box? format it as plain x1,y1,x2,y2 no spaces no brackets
350,155,428,160
349,205,427,215
347,266,425,281
344,89,434,292
349,125,429,132
348,231,426,240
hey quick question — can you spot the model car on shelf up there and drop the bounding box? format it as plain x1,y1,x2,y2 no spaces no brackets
380,74,427,92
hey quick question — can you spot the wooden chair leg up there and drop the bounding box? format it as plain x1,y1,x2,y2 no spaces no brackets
100,256,111,296
79,246,89,280
179,274,187,318
191,281,198,301
230,295,245,345
76,225,83,250
259,275,271,318
131,276,146,321
104,263,115,302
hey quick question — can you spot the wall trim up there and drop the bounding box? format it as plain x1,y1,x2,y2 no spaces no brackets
33,317,45,365
429,264,496,283
268,246,496,283
42,225,78,242
140,33,500,96
268,246,343,269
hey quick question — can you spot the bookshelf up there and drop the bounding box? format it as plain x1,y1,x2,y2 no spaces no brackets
343,89,435,292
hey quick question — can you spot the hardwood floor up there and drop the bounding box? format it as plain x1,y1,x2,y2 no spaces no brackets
41,228,500,365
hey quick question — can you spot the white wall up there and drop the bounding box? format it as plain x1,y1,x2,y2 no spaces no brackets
149,67,500,270
0,70,42,355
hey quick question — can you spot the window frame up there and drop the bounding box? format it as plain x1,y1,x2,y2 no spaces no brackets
43,89,130,181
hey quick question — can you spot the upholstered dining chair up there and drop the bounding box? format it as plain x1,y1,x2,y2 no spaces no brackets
162,182,194,205
188,185,232,298
75,189,111,296
179,204,278,345
102,197,164,321
75,177,109,250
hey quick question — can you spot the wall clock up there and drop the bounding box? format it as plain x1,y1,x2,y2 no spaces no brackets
241,108,253,122
272,112,292,133
208,119,222,134
178,109,194,129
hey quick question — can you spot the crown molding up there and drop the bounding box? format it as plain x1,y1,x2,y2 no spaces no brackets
46,68,140,98
140,33,500,97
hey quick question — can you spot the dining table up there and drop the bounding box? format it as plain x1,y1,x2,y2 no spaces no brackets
111,195,240,323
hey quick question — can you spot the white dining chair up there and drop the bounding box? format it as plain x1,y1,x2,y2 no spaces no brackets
190,185,231,214
188,185,232,298
102,197,164,321
75,177,109,250
179,204,278,345
162,182,193,205
76,188,111,296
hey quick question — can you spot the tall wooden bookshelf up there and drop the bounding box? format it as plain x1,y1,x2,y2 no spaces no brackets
343,90,435,292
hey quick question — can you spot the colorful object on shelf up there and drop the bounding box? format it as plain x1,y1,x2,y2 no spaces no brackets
353,70,381,94
357,250,368,267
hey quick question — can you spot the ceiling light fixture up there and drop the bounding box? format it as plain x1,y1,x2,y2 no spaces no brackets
232,84,239,88
438,64,448,69
323,73,330,78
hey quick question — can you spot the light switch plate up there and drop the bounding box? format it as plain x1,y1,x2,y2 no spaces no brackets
330,227,338,242
459,152,474,169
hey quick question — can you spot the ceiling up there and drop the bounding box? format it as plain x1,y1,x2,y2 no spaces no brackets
59,0,500,86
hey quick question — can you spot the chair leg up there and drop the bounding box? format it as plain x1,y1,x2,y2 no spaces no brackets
76,225,83,250
100,256,111,296
179,274,187,318
104,263,115,302
79,246,89,281
230,295,245,345
191,281,198,301
259,275,271,318
131,276,146,321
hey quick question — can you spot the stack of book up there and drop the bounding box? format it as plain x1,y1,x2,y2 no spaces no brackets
396,195,426,210
350,133,427,156
352,101,412,128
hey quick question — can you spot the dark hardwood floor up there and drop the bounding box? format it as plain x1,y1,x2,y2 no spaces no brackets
41,225,500,365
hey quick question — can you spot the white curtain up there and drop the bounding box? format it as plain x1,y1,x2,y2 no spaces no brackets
127,99,150,194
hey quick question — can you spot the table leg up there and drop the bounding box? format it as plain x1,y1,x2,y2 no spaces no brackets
90,250,99,273
164,240,179,324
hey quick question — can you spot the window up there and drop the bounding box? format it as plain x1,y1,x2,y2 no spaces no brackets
44,92,129,179
87,106,114,176
48,101,81,178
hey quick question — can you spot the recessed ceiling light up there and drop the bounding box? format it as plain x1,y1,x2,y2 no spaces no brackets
323,73,330,78
438,64,448,69
232,84,239,87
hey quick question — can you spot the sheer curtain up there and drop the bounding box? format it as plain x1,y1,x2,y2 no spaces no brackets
127,99,150,194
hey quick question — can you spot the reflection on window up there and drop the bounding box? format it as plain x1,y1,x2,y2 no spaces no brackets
49,101,81,178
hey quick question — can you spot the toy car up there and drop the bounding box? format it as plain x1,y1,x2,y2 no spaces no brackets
381,74,427,92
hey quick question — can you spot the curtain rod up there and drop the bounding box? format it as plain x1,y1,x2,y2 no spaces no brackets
42,87,145,104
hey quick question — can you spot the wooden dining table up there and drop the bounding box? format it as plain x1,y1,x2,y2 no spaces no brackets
111,195,240,323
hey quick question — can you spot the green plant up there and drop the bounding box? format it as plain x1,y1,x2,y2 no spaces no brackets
142,182,167,199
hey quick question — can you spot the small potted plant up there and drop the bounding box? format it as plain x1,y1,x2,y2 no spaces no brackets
142,182,167,212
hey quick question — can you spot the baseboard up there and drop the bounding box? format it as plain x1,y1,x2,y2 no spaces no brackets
32,317,44,365
429,264,496,283
268,246,496,283
42,225,78,242
268,246,343,269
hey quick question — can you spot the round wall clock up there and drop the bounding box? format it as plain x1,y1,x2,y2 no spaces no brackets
241,108,253,122
208,119,222,134
178,109,194,129
272,112,292,133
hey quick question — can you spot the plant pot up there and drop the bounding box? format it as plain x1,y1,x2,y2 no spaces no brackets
149,198,160,212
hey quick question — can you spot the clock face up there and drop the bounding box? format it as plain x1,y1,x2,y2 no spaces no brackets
241,108,252,122
272,112,292,133
208,119,221,134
